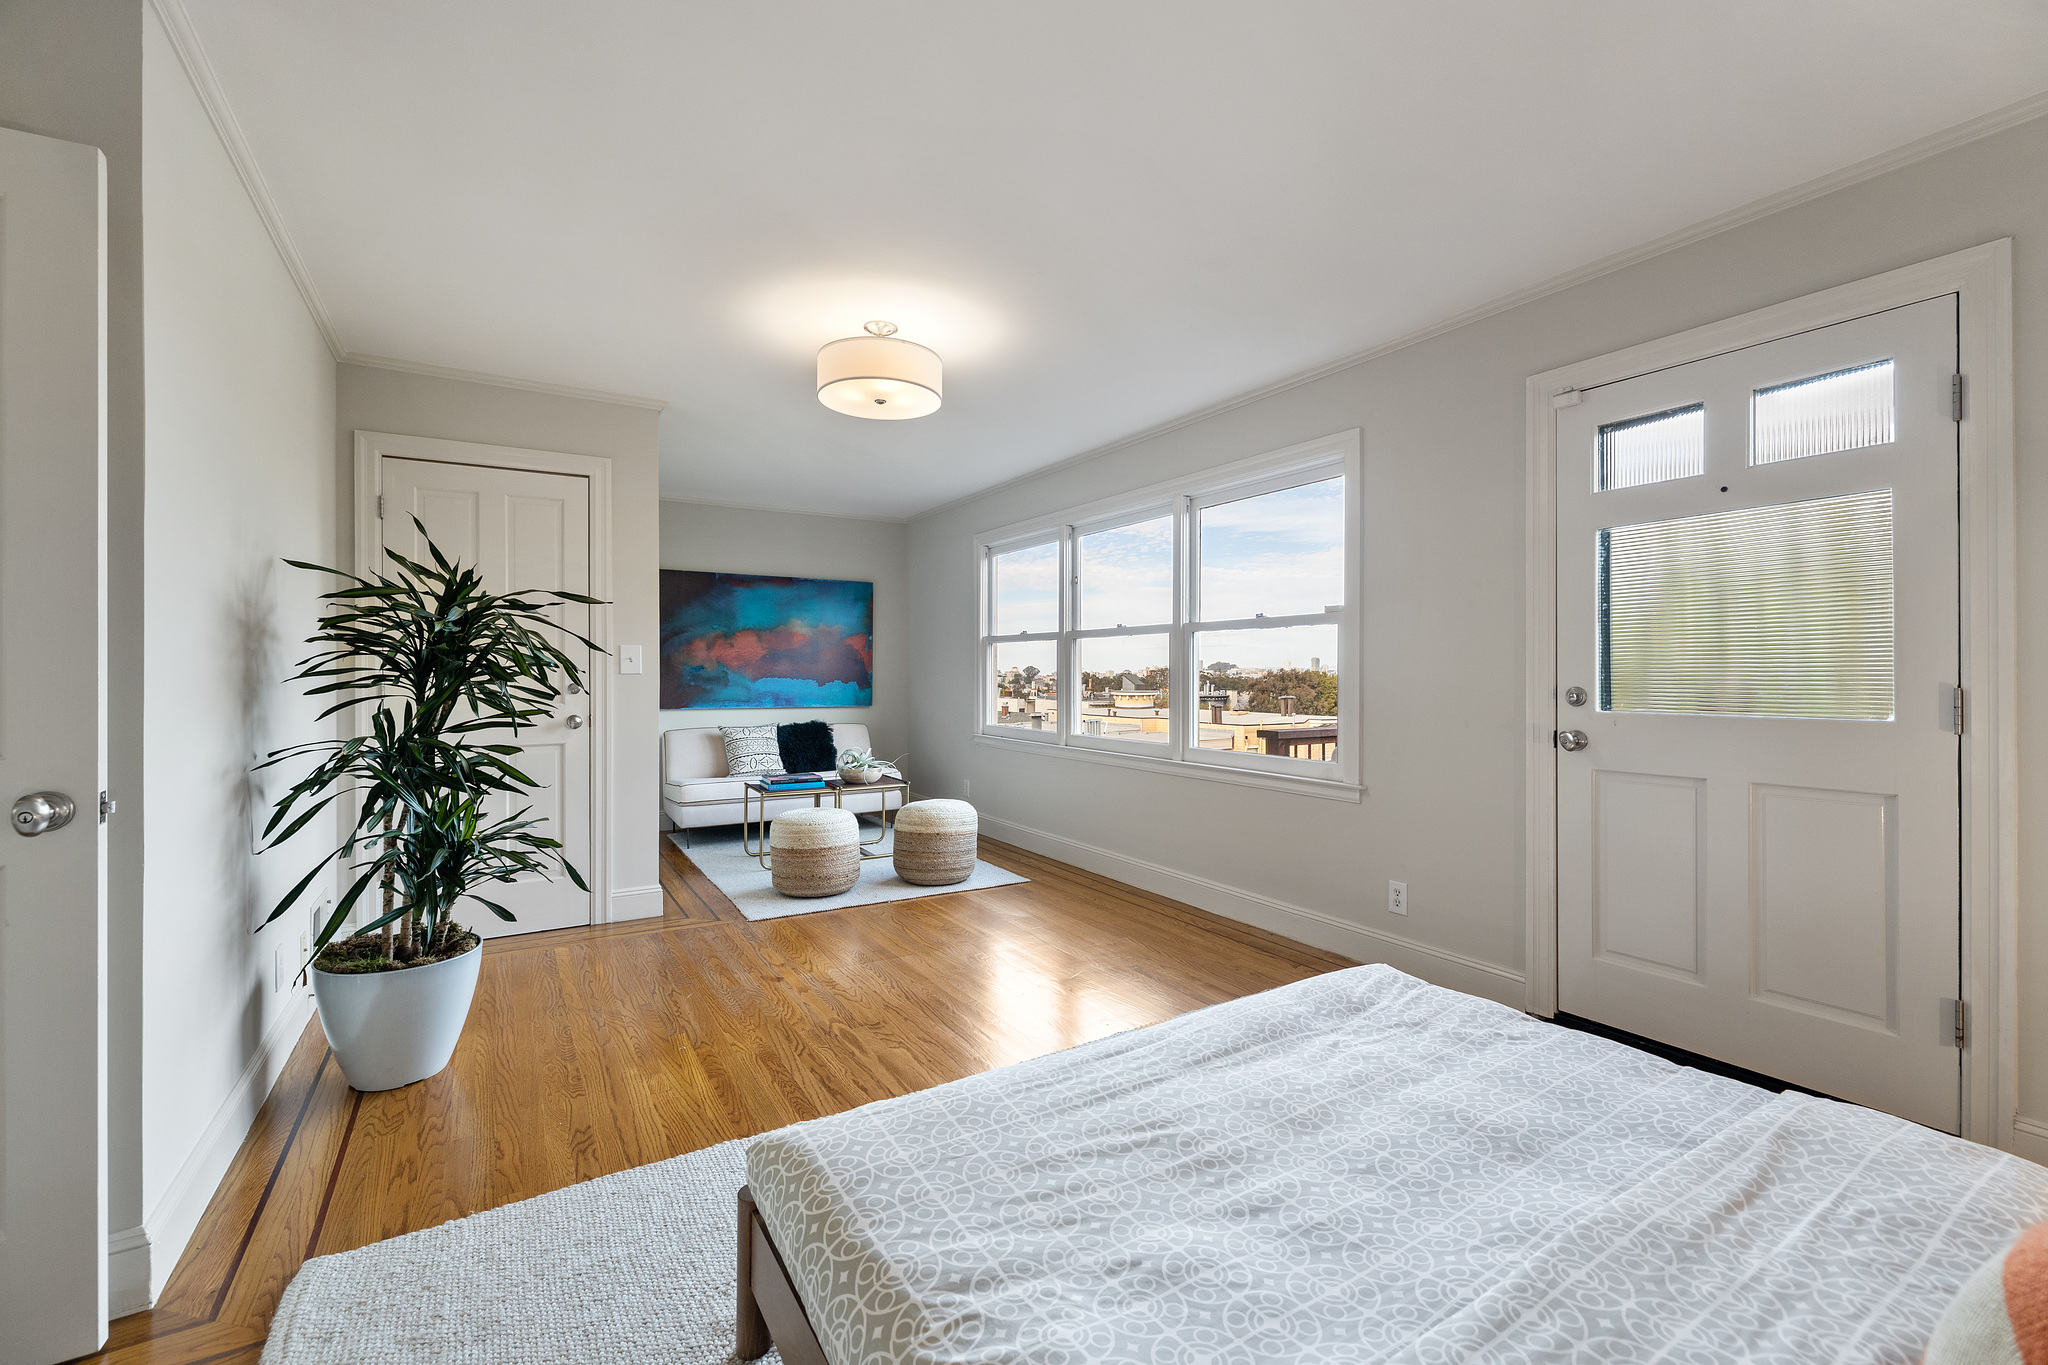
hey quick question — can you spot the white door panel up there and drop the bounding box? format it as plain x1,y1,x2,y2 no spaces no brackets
1557,295,1959,1131
378,458,593,937
0,128,109,1361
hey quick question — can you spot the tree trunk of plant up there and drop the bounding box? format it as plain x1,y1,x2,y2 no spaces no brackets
378,810,396,959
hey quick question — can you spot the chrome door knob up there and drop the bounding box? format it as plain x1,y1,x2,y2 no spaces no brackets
12,791,76,836
1558,730,1590,752
564,714,585,729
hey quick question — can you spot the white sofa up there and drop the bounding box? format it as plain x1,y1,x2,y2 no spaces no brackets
661,723,901,843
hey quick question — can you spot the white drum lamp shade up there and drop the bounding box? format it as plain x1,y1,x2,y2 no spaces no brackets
816,322,942,419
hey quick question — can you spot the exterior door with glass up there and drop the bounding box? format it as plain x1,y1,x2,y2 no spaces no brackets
1555,295,1961,1131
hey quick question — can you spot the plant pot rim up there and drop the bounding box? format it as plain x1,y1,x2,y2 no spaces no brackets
311,936,482,979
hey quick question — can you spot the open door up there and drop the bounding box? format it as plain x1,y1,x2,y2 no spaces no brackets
0,128,110,1361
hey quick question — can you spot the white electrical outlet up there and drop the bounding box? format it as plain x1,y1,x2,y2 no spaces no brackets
619,644,643,675
1388,881,1408,916
962,779,970,798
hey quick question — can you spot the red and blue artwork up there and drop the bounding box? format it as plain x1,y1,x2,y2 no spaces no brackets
660,571,873,709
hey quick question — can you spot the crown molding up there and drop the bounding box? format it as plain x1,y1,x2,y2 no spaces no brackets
657,493,908,524
148,0,345,358
340,351,669,410
909,87,2048,524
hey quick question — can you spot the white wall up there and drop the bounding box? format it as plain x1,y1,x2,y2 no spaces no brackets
658,501,909,765
134,3,338,1305
335,364,663,923
907,113,2048,1141
0,0,150,1276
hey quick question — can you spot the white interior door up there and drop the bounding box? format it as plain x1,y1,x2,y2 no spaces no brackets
1556,295,1961,1131
0,129,109,1362
377,457,593,937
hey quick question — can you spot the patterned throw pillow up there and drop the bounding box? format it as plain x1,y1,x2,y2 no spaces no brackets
719,724,782,777
1926,1217,2048,1363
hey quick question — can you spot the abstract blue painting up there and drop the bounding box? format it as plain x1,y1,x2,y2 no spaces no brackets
660,571,873,709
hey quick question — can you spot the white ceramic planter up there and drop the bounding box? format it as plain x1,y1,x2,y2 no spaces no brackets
311,942,482,1092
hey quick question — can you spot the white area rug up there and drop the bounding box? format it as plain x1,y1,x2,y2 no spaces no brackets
262,1137,773,1365
668,823,1026,921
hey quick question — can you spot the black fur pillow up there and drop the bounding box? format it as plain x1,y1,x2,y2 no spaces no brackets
776,720,837,774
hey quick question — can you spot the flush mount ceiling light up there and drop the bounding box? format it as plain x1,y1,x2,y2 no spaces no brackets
816,320,942,420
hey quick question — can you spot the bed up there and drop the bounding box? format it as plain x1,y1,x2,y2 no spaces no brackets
736,964,2048,1364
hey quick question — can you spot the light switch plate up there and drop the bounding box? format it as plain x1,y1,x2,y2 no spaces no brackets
620,644,643,675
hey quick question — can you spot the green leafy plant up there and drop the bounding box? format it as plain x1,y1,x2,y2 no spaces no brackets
255,521,605,974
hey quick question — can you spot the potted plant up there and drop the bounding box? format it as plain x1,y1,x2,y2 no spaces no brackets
255,524,602,1091
836,746,905,785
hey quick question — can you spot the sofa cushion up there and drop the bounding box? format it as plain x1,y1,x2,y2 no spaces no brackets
777,719,837,773
663,722,876,783
719,724,782,777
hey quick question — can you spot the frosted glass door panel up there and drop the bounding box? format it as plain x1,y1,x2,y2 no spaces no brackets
1599,404,1703,490
1753,360,1894,466
1601,489,1894,720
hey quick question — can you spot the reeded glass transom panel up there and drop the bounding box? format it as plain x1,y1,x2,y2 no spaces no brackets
1600,489,1894,720
1078,515,1172,629
1599,404,1704,491
992,541,1058,635
1752,360,1895,466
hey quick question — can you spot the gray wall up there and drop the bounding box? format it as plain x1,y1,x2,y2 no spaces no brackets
137,2,337,1299
908,113,2048,1144
658,501,910,765
336,363,664,918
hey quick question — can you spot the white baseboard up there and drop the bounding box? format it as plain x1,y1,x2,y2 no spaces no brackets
107,1224,151,1317
977,814,1527,1009
608,884,663,922
2011,1114,2048,1164
139,992,315,1306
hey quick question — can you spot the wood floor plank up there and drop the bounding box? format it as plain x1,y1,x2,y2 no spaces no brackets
79,834,1354,1364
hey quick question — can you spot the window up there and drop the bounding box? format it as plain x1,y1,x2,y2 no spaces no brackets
1600,489,1894,720
976,431,1359,791
1599,404,1704,490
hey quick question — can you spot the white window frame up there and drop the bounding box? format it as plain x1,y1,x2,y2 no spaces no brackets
974,429,1362,800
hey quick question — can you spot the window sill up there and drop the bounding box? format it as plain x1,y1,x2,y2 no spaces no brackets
972,731,1365,802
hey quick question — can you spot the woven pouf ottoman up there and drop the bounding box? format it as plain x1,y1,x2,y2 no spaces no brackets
769,808,860,898
892,799,978,886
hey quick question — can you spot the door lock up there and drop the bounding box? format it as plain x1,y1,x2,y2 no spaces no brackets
12,791,77,836
1564,686,1588,707
1557,730,1590,752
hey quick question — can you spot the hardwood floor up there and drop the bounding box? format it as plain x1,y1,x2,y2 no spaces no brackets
73,835,1352,1364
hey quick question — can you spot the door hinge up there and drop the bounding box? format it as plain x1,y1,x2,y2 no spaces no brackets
1953,374,1964,423
1951,685,1966,735
1945,998,1967,1048
376,493,385,520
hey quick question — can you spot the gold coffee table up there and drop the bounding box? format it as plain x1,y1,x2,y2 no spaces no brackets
742,776,910,866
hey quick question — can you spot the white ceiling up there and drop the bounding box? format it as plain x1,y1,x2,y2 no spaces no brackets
179,0,2048,519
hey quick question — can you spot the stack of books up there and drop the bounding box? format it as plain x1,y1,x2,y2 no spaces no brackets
755,771,828,792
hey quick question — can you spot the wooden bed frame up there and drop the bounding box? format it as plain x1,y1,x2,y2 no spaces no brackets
737,1185,830,1365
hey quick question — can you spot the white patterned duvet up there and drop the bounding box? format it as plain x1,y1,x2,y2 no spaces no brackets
744,965,2048,1365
